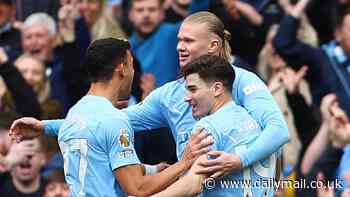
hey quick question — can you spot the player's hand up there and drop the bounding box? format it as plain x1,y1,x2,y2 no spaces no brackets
9,117,44,142
181,128,214,169
196,151,242,178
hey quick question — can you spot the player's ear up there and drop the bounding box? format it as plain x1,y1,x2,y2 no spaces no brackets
115,63,125,77
212,82,224,97
208,39,220,54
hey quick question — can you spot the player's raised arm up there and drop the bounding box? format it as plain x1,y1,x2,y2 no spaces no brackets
122,86,168,132
9,117,44,141
9,117,64,140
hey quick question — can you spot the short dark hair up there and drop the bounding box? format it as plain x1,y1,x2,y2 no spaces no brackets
0,0,12,5
182,55,235,91
84,38,130,83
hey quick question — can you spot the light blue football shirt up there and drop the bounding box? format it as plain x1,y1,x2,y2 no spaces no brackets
45,66,289,168
58,95,140,197
123,66,287,167
190,101,276,197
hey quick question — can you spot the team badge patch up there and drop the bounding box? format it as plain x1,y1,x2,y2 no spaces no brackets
119,129,130,148
243,83,264,96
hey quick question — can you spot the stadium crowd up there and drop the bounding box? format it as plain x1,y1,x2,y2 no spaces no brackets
0,0,350,196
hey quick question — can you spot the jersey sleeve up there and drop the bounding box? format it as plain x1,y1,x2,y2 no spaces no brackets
234,69,289,167
102,117,140,171
43,119,64,136
122,86,168,132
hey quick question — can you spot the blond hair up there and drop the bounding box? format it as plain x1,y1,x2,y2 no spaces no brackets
183,11,232,63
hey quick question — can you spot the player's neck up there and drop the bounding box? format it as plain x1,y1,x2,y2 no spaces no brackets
88,81,120,106
210,94,232,115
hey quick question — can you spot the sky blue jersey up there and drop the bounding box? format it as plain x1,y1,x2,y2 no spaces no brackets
192,101,276,197
44,66,289,168
58,95,140,197
122,66,288,167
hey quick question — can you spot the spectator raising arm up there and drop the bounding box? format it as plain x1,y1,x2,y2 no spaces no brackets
0,48,41,118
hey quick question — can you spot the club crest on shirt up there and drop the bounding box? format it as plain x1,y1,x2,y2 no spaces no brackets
119,129,130,148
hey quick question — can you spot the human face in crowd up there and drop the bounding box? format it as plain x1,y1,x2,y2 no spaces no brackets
185,73,215,119
44,182,70,197
119,50,135,100
11,138,46,183
130,0,164,37
336,14,350,56
77,0,103,27
0,3,13,28
21,24,54,62
15,57,45,93
177,22,215,67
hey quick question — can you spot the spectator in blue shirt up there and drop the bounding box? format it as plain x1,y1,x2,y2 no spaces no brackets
128,0,180,87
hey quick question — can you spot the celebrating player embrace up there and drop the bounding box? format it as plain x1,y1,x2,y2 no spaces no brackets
9,11,289,197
